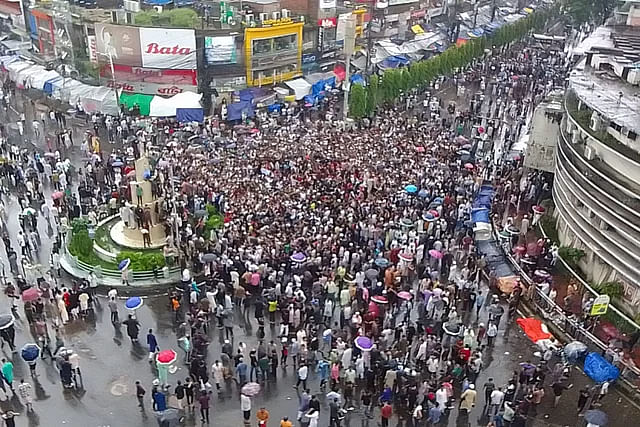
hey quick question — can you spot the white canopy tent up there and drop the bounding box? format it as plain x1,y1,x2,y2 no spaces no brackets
80,87,119,116
6,61,32,82
284,78,312,100
31,70,61,92
18,65,47,89
149,92,202,117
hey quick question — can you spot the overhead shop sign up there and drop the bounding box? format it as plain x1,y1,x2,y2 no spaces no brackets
94,24,196,70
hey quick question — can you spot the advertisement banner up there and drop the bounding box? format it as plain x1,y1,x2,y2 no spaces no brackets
319,0,336,8
101,64,198,86
94,24,196,69
139,27,196,69
204,36,237,64
388,0,418,5
87,35,98,63
106,80,198,96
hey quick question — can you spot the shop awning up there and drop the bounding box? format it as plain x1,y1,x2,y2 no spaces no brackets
43,76,63,95
31,70,61,92
284,78,312,100
119,92,153,116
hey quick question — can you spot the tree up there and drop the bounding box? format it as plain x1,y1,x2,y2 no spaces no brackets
567,0,615,25
349,84,368,119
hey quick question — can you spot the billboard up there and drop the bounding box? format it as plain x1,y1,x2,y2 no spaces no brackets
106,80,198,96
94,24,196,69
101,65,198,86
204,36,237,65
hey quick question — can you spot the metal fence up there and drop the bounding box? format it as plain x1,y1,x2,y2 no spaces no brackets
492,225,640,395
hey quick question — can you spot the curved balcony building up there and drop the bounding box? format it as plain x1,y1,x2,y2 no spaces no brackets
553,26,640,314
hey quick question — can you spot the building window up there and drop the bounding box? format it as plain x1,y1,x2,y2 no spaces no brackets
628,131,637,141
273,34,297,52
610,122,622,132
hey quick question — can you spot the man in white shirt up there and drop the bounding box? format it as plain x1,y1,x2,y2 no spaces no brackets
489,387,505,417
295,364,308,389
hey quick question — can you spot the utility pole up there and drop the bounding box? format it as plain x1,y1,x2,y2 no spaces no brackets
343,15,356,118
473,3,479,28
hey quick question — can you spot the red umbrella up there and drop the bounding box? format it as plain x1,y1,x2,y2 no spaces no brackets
478,126,485,134
21,287,41,302
156,349,177,365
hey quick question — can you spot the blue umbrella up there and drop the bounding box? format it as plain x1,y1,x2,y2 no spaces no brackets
417,189,429,198
405,184,418,194
143,169,152,179
118,259,131,271
374,258,389,268
125,296,143,310
433,197,444,205
21,343,40,362
112,161,124,168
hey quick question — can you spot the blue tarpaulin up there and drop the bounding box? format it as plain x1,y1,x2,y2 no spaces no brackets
473,185,494,210
350,74,366,86
227,101,254,121
381,55,410,69
176,108,203,123
584,352,620,384
471,208,490,224
43,76,63,95
311,77,336,96
143,0,172,4
267,103,283,113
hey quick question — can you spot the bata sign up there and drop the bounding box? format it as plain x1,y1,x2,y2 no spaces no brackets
107,80,197,96
94,24,196,70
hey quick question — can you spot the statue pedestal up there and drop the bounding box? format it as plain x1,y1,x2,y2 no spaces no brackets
110,220,167,249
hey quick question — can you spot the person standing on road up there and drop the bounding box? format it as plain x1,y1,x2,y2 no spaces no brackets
17,379,33,411
241,392,252,424
198,390,211,424
459,384,477,413
135,381,146,408
577,386,591,414
123,315,140,342
380,401,392,427
108,297,119,323
295,364,308,389
147,329,159,361
1,360,13,393
552,380,572,407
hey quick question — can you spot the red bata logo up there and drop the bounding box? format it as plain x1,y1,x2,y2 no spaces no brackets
157,86,183,95
145,43,192,55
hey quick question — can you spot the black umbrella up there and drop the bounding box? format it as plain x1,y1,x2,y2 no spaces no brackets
0,313,15,330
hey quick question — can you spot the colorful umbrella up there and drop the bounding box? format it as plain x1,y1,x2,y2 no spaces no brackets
405,184,418,194
22,208,36,216
428,209,439,218
513,246,526,255
432,197,444,205
125,297,143,310
241,382,261,396
532,205,546,214
21,287,41,302
354,336,373,351
290,252,307,263
0,314,14,330
418,189,429,198
118,259,131,271
428,249,442,259
400,218,414,228
52,191,64,200
371,296,388,304
21,343,40,362
423,213,437,222
156,349,177,365
398,291,412,300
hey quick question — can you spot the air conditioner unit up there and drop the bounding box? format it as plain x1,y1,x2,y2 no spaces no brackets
272,11,281,20
244,14,254,24
299,15,305,22
281,9,289,18
259,12,269,22
154,5,163,13
584,146,596,160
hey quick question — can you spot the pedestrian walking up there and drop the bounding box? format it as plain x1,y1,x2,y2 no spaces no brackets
108,297,119,323
241,392,252,424
147,329,159,361
17,379,33,411
135,381,146,408
198,390,211,424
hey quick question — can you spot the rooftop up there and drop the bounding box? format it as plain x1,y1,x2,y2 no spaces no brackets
569,26,640,135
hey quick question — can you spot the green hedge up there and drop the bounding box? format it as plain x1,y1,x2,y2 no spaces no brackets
349,6,557,118
117,251,166,271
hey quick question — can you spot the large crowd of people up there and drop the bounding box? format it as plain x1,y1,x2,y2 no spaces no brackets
0,31,594,427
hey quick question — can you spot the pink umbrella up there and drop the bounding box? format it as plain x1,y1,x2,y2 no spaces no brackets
478,126,485,134
51,191,64,200
398,252,414,262
513,246,526,255
532,205,546,214
428,249,443,259
428,209,439,218
464,163,474,170
21,287,41,302
398,291,413,300
371,296,388,304
156,349,177,365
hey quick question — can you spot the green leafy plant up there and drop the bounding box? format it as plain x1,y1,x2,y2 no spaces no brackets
558,246,586,268
349,84,369,119
117,251,166,271
594,281,624,298
71,218,89,234
68,230,94,258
